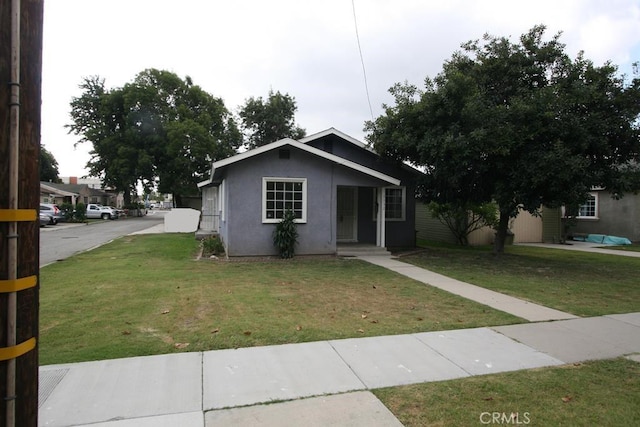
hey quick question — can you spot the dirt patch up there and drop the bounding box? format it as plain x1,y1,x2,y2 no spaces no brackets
139,326,174,344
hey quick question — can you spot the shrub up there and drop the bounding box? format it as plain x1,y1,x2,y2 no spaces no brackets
428,201,498,246
273,210,298,259
60,202,75,221
202,235,225,257
74,203,87,222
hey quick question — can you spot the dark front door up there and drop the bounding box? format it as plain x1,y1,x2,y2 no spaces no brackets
337,187,357,242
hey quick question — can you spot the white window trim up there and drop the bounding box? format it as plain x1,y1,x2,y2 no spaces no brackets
372,186,406,222
262,177,307,223
577,192,598,219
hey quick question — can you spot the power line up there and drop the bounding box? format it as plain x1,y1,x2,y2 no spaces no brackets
351,0,374,122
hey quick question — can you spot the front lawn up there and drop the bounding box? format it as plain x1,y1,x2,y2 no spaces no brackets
39,234,520,365
403,242,640,317
374,358,640,427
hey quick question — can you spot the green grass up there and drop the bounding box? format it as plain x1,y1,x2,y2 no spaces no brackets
403,242,640,317
39,234,520,365
374,358,640,427
600,244,640,252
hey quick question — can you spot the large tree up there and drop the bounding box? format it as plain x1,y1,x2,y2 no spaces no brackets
67,76,144,204
40,146,61,183
239,89,306,149
123,69,242,206
67,70,242,205
366,26,640,253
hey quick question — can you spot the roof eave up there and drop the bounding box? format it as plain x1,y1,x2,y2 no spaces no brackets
208,138,400,186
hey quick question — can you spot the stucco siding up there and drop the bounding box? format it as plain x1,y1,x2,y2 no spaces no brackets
223,147,392,256
572,192,640,242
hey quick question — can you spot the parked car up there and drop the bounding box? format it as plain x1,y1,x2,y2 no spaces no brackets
86,204,119,220
40,203,64,225
39,212,51,227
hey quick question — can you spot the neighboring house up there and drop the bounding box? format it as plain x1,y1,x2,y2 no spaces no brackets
198,128,421,257
60,176,124,207
41,182,78,205
40,182,115,206
569,190,640,242
416,190,640,245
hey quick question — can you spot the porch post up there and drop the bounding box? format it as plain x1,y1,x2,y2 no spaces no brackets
376,187,386,247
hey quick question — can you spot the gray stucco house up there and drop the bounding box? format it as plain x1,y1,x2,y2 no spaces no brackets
198,128,421,257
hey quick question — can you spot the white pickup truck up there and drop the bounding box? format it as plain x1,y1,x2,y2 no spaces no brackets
86,204,119,220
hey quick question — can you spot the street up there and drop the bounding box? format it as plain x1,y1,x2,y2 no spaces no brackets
39,211,166,267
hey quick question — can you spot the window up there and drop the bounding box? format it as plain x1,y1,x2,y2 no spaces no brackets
262,178,307,223
385,187,405,220
373,187,406,221
577,193,598,218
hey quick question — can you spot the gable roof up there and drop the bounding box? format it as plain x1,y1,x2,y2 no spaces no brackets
301,127,424,177
198,138,401,188
299,127,374,152
42,182,113,197
41,182,77,197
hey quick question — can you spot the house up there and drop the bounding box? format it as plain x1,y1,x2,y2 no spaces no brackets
40,182,115,206
41,182,78,205
416,189,640,245
568,190,640,242
198,128,421,257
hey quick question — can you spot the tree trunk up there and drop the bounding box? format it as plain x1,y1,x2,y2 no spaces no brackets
174,193,182,208
493,210,511,254
122,189,131,206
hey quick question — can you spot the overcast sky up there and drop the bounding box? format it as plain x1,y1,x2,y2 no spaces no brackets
42,0,640,178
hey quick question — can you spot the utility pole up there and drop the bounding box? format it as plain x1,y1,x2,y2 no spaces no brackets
1,0,43,425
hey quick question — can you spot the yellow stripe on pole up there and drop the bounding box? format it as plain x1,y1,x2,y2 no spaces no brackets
0,276,37,293
0,209,37,222
0,338,37,362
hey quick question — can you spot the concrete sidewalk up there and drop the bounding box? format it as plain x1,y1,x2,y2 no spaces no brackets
38,313,640,427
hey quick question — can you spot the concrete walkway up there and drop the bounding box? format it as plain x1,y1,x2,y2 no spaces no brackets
357,255,577,322
38,236,640,426
519,241,640,258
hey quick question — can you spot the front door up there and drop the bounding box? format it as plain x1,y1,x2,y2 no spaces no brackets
337,187,357,242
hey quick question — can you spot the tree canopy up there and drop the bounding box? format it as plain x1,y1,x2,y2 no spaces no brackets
67,69,242,205
239,89,306,149
40,146,61,183
366,25,640,253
